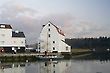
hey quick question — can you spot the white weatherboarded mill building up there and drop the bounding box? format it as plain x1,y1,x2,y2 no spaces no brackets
0,24,26,53
38,22,71,53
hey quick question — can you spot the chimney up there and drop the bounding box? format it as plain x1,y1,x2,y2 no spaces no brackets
42,25,45,27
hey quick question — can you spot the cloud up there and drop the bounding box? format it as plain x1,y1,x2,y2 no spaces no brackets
45,14,110,38
0,2,41,44
0,1,110,44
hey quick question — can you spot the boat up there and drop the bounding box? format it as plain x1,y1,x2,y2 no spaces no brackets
36,54,64,61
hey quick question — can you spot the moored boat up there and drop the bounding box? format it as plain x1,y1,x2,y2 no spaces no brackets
36,55,64,61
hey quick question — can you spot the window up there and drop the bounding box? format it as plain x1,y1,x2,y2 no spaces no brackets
48,34,50,37
48,28,50,31
53,71,55,73
38,43,40,49
53,64,55,67
53,41,55,43
48,24,50,26
66,46,68,50
53,47,55,50
39,46,40,49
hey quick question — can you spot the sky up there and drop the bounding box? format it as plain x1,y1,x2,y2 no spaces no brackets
0,0,110,44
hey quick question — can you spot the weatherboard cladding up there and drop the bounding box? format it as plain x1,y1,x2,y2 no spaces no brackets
12,31,25,37
0,24,12,29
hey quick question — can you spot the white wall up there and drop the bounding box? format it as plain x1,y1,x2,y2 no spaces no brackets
12,38,25,47
0,28,25,47
0,29,12,46
39,23,60,52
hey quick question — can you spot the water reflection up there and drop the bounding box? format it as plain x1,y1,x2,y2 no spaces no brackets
0,63,25,73
0,60,110,73
70,60,110,73
74,53,110,61
25,60,71,73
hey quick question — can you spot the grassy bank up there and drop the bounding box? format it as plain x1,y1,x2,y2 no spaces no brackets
0,49,92,62
0,55,36,63
61,48,91,59
71,48,91,55
66,48,92,59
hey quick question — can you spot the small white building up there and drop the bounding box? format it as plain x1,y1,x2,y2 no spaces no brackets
0,24,26,53
38,22,71,53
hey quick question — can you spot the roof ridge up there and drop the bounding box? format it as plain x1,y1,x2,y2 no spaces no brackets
49,21,65,36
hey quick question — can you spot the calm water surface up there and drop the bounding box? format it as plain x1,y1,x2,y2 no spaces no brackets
0,60,110,73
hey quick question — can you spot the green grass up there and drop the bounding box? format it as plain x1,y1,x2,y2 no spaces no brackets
71,48,91,56
71,48,91,53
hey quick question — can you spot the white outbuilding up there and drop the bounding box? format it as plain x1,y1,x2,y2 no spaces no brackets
0,24,26,53
38,22,71,53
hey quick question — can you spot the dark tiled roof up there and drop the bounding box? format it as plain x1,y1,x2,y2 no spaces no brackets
12,31,25,38
0,24,12,29
48,21,65,36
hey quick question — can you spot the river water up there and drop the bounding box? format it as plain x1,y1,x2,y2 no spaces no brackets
0,59,110,73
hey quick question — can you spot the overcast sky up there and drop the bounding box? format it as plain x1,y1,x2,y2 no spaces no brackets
0,0,110,44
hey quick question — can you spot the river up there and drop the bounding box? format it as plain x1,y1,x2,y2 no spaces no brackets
0,59,110,73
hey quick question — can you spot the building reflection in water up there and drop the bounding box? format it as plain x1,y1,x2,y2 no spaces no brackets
0,60,110,73
0,60,71,73
38,60,71,73
25,60,72,73
0,63,25,73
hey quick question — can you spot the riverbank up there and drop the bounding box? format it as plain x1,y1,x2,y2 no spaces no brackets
0,48,91,62
0,54,38,63
1,48,110,63
0,53,71,62
66,48,92,59
1,53,110,63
